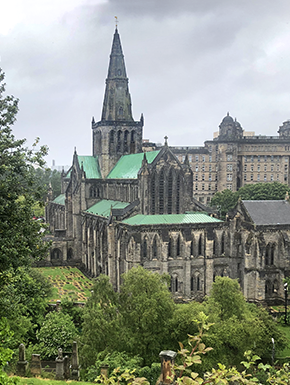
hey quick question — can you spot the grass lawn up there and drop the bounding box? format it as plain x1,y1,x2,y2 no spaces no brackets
18,377,90,385
277,324,290,357
35,266,93,303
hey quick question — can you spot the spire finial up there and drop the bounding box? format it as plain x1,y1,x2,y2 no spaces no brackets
164,135,168,146
115,16,118,29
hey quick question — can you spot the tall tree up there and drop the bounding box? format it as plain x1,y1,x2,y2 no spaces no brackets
0,68,49,273
211,182,290,219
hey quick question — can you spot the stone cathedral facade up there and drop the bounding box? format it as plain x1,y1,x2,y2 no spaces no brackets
45,28,290,304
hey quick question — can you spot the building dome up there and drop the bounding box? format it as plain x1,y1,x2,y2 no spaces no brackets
221,112,234,124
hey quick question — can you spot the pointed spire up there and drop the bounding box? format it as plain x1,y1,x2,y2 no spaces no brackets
140,113,144,126
164,136,168,147
101,29,133,122
142,152,148,167
92,116,95,124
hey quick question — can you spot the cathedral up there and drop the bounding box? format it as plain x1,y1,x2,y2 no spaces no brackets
45,28,290,304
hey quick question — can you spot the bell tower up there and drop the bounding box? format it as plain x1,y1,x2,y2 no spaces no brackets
92,28,144,177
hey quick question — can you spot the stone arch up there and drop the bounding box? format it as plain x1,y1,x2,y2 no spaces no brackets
152,234,159,259
171,273,179,293
51,248,62,260
190,236,195,256
168,236,172,258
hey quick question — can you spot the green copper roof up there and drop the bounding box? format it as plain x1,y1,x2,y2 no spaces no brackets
122,212,222,225
86,199,130,218
107,150,160,179
53,194,65,205
77,156,102,179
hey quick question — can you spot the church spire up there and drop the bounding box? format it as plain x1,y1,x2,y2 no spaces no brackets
101,28,133,122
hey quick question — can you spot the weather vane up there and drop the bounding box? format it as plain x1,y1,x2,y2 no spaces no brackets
115,16,118,28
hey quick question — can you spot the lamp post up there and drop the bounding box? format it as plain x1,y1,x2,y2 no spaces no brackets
284,282,288,325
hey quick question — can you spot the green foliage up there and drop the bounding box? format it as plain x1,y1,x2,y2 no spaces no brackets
80,275,120,367
0,268,52,347
0,68,49,273
211,182,290,218
60,298,84,331
0,318,20,385
81,268,175,368
84,352,143,382
34,311,78,360
33,167,61,202
119,267,175,366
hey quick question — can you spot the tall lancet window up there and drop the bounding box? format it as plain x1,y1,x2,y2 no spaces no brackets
168,169,173,214
109,130,115,153
117,130,122,152
124,130,128,152
159,169,165,214
151,173,156,214
176,173,181,214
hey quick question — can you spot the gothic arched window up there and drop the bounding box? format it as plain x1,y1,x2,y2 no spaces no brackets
117,130,122,152
198,234,203,256
142,237,147,260
265,244,270,265
151,173,156,214
109,130,115,152
176,173,181,214
124,130,128,152
152,236,158,259
271,244,275,265
221,232,225,254
176,235,181,257
168,169,173,214
159,169,165,214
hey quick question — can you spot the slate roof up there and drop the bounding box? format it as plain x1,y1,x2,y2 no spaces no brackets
122,212,222,226
53,194,65,205
107,150,160,179
242,200,290,225
85,199,130,218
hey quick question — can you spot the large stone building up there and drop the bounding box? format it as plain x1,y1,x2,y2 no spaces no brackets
171,115,290,204
46,28,290,304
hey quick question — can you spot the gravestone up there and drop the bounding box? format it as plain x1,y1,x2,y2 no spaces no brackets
63,356,70,380
55,348,64,380
30,354,42,376
159,350,177,385
70,341,80,380
16,344,28,376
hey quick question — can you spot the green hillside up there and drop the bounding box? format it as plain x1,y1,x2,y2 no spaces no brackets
35,266,93,303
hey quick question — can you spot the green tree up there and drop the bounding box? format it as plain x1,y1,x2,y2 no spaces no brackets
80,275,120,367
34,311,78,360
33,167,62,202
0,68,49,273
211,182,290,219
119,267,175,366
0,268,52,347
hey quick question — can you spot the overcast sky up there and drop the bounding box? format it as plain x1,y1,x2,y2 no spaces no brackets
1,0,290,167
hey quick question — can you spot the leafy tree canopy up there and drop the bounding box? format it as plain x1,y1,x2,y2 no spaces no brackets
0,68,49,273
211,182,290,218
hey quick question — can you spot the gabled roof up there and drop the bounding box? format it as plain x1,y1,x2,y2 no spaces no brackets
107,150,160,179
53,194,65,205
66,155,101,179
242,200,290,225
85,199,130,218
122,212,222,226
77,156,102,178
